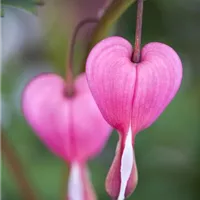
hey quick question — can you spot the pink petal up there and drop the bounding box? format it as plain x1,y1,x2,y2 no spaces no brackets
86,36,137,134
22,73,111,162
131,42,182,134
86,36,182,199
72,75,112,161
86,37,182,135
75,74,91,94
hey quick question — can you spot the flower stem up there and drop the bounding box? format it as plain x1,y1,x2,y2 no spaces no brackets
89,0,137,49
34,0,45,6
64,18,98,97
132,0,144,63
1,130,39,200
98,0,113,18
81,0,137,72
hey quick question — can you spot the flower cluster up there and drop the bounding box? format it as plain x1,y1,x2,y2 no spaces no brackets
21,1,183,199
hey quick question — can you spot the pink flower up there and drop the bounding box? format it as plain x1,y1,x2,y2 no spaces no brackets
22,73,112,200
86,36,183,199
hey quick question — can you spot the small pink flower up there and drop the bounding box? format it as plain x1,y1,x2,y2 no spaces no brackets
22,73,112,200
86,36,182,199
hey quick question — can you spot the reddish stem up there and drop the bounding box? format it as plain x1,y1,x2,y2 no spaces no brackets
1,131,39,200
64,18,99,97
132,0,144,63
35,0,45,6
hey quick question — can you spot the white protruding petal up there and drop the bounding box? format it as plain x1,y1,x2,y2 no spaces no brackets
118,126,134,200
68,162,84,200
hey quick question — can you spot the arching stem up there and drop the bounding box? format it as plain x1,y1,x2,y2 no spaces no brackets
132,0,144,63
64,18,99,97
81,0,137,72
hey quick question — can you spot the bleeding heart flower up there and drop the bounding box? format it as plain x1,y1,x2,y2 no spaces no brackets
22,73,112,200
86,36,182,199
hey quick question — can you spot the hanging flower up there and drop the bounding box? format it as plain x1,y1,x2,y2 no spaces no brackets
86,36,182,199
22,73,112,199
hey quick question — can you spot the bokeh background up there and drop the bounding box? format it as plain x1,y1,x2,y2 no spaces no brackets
1,0,200,199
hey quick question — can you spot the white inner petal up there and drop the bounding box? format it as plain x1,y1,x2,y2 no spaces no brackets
118,126,134,200
68,162,84,200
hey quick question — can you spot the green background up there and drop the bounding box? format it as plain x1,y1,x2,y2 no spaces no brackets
1,0,200,199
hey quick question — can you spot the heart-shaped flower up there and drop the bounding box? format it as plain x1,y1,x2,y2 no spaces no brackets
86,36,182,199
22,73,112,200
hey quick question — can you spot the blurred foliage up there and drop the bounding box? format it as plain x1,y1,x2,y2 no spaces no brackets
1,0,200,200
2,0,38,12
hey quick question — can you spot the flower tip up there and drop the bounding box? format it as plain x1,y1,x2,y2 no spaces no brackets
68,162,84,200
68,162,97,200
105,129,138,199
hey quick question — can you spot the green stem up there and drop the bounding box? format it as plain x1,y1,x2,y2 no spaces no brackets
81,0,136,72
90,0,137,48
